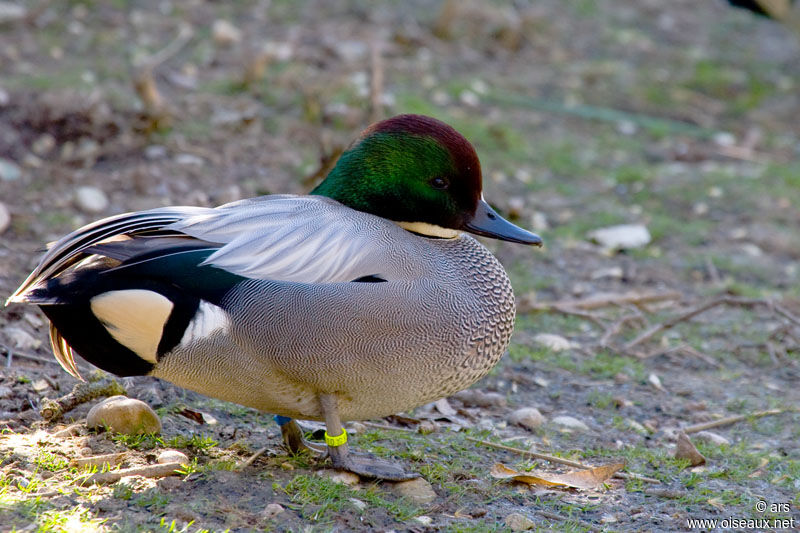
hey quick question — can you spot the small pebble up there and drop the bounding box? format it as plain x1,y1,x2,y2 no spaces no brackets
415,516,433,526
588,224,651,251
0,201,10,234
174,153,204,166
212,19,242,46
509,407,546,431
157,450,188,465
392,477,436,505
533,333,574,352
552,415,590,431
74,186,109,214
506,512,536,531
157,476,182,491
0,385,12,398
318,469,360,486
144,145,167,160
0,158,21,181
694,431,730,446
263,503,284,518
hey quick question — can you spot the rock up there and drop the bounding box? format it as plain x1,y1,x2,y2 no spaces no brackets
32,134,56,156
263,503,284,518
32,379,50,393
144,145,167,160
590,266,624,280
506,512,536,531
74,186,109,214
318,469,360,486
694,431,730,446
0,2,26,24
335,40,368,62
552,415,589,431
451,389,507,408
0,158,21,181
675,432,705,466
392,477,436,505
533,333,575,352
86,396,161,435
212,19,241,46
157,476,182,491
588,224,651,250
509,407,545,431
6,327,40,350
0,201,10,234
0,385,13,398
648,373,665,391
348,498,366,510
415,516,433,526
174,153,204,166
157,450,188,465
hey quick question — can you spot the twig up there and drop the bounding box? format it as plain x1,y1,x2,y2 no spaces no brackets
600,314,644,348
521,290,681,313
237,446,270,470
363,421,416,433
1,345,62,367
76,462,183,486
465,436,659,484
134,23,194,70
52,423,83,438
369,41,384,123
39,379,126,421
71,453,127,469
625,297,761,350
683,409,785,434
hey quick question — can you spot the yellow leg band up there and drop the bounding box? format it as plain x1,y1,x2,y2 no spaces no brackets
324,428,347,447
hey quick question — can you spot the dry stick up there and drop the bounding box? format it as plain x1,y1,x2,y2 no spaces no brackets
76,462,183,486
520,290,682,313
624,296,790,351
71,453,127,469
600,314,643,348
237,446,270,470
682,409,785,435
39,379,126,421
465,436,659,484
369,41,384,123
1,345,63,367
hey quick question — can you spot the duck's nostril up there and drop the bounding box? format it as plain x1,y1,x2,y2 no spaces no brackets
487,212,496,220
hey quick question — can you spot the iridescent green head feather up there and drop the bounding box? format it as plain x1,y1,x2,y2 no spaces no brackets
313,114,541,246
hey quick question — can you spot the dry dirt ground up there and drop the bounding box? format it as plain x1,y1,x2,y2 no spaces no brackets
1,1,800,531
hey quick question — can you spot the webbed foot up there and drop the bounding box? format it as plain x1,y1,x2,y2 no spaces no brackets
276,416,328,457
329,444,420,481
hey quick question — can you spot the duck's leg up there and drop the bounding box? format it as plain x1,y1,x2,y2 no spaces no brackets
319,393,419,481
275,416,327,456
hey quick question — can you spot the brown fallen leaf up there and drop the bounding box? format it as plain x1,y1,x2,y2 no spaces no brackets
675,432,705,467
490,462,625,490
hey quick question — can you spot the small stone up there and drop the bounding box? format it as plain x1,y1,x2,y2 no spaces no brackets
263,503,284,518
348,498,366,510
451,389,507,408
506,512,536,531
552,415,589,431
157,476,182,491
0,87,8,106
0,202,10,234
0,2,26,23
459,90,479,107
590,266,624,280
509,407,546,431
0,158,21,181
174,153,204,166
418,420,438,434
86,395,161,435
32,379,50,392
336,40,368,62
617,120,637,136
318,469,360,486
74,186,109,214
6,327,40,350
588,224,651,250
415,516,433,526
533,333,575,352
0,386,12,398
392,477,436,505
79,447,94,457
212,19,241,47
157,450,188,465
694,431,730,446
144,145,167,160
348,421,367,434
648,373,665,391
32,134,56,156
712,132,736,147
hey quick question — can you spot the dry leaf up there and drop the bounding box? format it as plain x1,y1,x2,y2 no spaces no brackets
490,462,625,490
675,432,705,466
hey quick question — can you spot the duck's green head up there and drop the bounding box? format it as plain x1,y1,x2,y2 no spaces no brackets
312,114,542,245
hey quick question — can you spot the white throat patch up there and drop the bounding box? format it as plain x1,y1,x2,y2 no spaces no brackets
396,221,461,239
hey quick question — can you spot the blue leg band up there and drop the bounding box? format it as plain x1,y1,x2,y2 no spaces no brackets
274,415,293,426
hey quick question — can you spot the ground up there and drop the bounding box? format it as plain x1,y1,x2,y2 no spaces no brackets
1,0,799,531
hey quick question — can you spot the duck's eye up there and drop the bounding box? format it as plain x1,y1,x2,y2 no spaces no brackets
430,177,449,190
